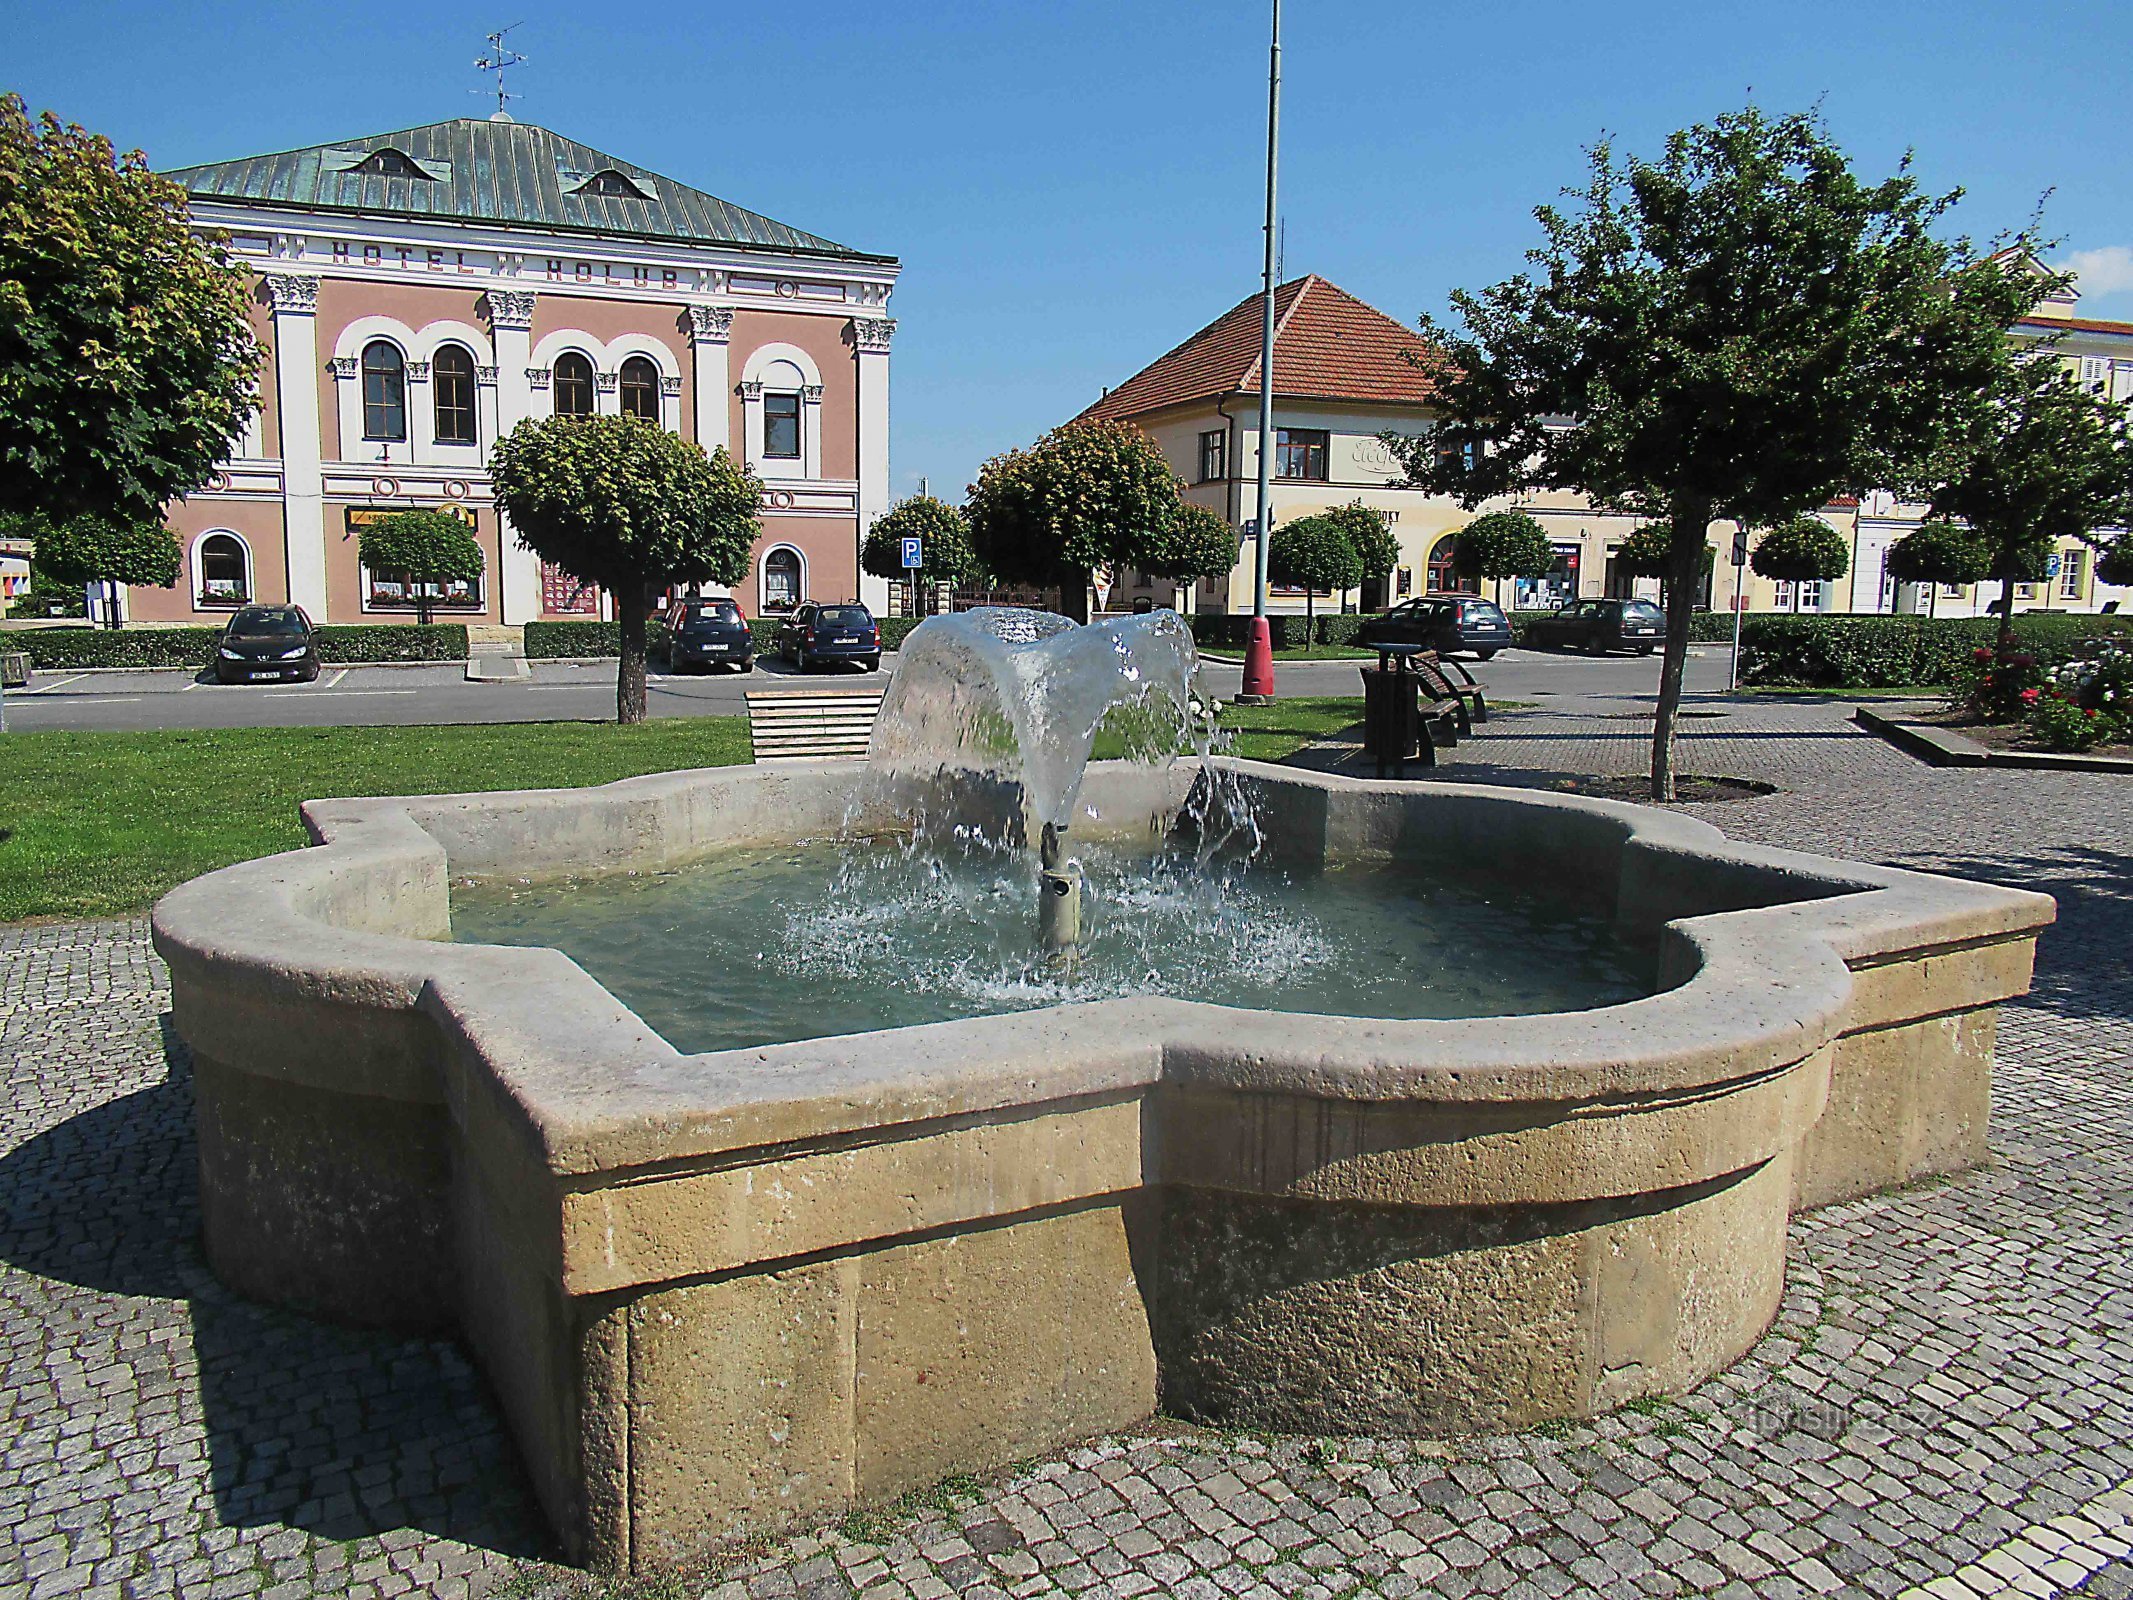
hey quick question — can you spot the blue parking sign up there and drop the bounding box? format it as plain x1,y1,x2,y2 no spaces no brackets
900,537,923,569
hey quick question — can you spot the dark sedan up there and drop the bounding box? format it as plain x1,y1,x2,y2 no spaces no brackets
777,601,881,672
666,596,754,673
213,605,320,684
1522,597,1666,655
1358,594,1514,660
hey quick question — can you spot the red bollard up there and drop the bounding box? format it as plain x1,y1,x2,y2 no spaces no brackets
1238,616,1277,703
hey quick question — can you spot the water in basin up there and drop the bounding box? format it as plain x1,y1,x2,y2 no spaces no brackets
448,839,1652,1054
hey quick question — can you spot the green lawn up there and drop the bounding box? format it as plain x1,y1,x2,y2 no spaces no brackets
0,719,751,923
0,702,1367,926
1219,696,1364,761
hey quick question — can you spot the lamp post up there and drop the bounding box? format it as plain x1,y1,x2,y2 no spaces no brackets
1238,0,1282,704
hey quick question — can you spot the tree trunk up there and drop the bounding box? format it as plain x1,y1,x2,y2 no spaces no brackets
1995,572,2017,661
416,595,434,626
1306,588,1316,644
1059,571,1090,625
617,582,651,724
1649,500,1710,802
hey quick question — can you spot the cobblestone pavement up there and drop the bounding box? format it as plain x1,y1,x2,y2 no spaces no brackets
2,692,2130,1600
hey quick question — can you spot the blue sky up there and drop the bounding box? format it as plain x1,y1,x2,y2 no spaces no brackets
12,1,2131,499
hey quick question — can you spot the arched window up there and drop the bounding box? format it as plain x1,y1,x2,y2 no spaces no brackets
762,547,803,612
619,355,661,422
432,344,478,444
553,352,596,417
361,341,407,441
1426,535,1476,595
197,532,250,604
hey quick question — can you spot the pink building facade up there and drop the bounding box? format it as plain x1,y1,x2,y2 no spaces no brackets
125,118,899,626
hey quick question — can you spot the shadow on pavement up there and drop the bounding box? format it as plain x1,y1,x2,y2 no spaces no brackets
0,1019,553,1559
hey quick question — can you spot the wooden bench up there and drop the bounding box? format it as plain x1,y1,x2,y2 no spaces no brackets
746,685,885,764
1,651,28,689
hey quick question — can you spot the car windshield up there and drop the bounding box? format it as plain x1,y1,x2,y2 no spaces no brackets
1460,602,1506,621
679,601,740,626
817,606,872,628
231,610,305,637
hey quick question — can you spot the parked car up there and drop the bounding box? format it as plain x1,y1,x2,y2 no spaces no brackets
1357,594,1514,659
1522,597,1666,655
213,605,320,684
666,595,754,673
777,601,881,672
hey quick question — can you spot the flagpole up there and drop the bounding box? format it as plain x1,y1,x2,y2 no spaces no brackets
1239,0,1282,702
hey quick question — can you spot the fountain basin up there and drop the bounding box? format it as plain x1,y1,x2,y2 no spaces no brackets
151,760,2051,1570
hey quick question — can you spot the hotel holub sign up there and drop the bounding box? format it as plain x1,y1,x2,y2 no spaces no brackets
344,505,476,532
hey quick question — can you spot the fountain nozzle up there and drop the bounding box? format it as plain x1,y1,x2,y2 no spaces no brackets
1038,822,1082,963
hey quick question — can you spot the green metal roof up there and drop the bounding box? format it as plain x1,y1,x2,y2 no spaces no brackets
165,118,890,263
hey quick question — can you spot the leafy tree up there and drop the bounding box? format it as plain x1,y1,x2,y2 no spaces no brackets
1267,514,1363,634
490,416,760,723
1612,523,1713,583
1324,501,1401,602
19,513,181,628
1389,105,2043,798
1144,502,1238,587
862,495,981,616
2098,537,2133,589
0,95,262,529
1885,521,1991,610
1750,515,1850,611
1452,510,1554,583
965,421,1224,623
355,509,485,625
1926,351,2133,657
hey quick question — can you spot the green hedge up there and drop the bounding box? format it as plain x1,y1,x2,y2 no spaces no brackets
1739,613,2131,688
16,623,468,670
1508,609,1736,644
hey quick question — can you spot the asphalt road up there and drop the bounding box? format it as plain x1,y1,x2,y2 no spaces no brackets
2,645,1738,733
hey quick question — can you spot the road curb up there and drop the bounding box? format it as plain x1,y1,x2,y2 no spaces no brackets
1852,704,2133,774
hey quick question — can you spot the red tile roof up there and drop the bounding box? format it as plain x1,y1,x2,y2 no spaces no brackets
1076,275,1441,423
2018,314,2133,338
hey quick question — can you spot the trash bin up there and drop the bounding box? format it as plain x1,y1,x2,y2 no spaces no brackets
1358,664,1422,777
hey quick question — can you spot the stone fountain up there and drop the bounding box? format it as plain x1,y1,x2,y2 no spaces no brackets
151,608,2053,1571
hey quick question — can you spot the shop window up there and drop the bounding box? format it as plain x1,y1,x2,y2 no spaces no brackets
433,344,478,444
361,341,407,441
553,352,596,417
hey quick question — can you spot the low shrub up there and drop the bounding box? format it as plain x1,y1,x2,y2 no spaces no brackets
524,620,675,659
2030,641,2133,749
2027,688,2117,751
14,622,469,670
1313,613,1364,649
1738,614,2130,689
1954,647,2046,722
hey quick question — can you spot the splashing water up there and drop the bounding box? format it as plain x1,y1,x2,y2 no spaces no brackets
867,607,1207,835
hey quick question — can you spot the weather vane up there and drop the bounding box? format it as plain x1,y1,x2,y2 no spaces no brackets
473,24,527,120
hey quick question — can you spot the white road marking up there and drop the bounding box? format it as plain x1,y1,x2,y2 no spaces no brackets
261,688,417,698
324,669,349,689
1898,1477,2133,1599
18,675,83,695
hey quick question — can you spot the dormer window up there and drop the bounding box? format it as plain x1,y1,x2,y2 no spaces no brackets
354,148,430,180
576,169,651,200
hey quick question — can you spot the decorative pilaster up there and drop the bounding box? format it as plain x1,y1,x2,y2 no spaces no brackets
265,274,329,615
484,288,541,623
853,316,894,612
801,384,825,479
687,304,734,451
737,380,764,468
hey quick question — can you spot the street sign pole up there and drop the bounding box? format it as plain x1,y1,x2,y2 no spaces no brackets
1239,0,1282,704
1729,527,1748,692
900,537,923,616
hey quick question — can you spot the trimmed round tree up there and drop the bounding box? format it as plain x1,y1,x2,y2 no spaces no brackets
1750,515,1850,611
861,495,979,616
1143,502,1238,591
23,513,181,628
0,96,262,528
490,417,760,724
966,421,1210,623
1324,501,1401,607
1885,521,1990,613
355,508,485,625
1451,511,1553,588
1267,514,1363,637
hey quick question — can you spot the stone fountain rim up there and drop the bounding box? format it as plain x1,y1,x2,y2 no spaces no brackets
149,756,2054,1181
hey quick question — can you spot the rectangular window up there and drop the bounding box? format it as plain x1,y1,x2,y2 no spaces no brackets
2016,582,2038,600
764,393,801,459
364,568,483,610
1197,429,1227,483
1275,428,1329,480
2061,549,2085,599
434,369,477,445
